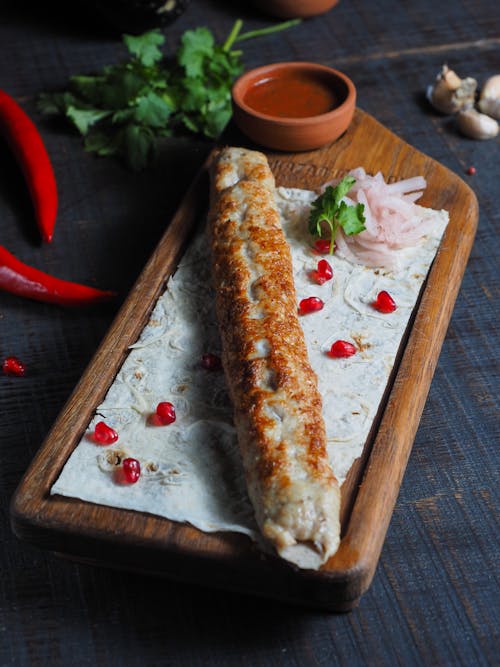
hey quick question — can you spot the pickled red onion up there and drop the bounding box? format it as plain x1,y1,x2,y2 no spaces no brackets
320,168,435,269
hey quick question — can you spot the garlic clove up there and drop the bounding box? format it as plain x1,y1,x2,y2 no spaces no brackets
478,74,500,121
426,65,477,115
457,108,499,140
439,65,462,91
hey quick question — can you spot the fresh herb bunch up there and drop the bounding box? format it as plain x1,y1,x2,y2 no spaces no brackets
309,176,366,253
37,19,300,170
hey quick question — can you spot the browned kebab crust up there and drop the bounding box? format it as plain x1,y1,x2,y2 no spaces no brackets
208,147,340,568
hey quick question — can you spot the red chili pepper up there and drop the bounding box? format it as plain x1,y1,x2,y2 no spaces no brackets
0,244,114,306
0,89,58,243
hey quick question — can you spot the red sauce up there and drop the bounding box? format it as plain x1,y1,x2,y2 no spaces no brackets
243,72,340,118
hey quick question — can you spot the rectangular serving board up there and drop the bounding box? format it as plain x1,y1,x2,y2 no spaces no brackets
10,109,478,611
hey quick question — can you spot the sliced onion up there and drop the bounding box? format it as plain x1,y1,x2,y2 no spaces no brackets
319,169,433,268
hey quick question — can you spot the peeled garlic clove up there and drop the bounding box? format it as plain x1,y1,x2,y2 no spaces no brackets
426,65,477,114
478,74,500,120
457,108,499,139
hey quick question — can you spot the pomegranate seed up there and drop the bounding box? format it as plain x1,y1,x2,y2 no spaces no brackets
122,458,141,484
2,356,26,376
328,340,357,358
298,296,324,315
156,401,176,425
201,353,221,371
313,239,335,254
311,259,333,285
373,290,397,313
93,421,118,444
466,166,476,175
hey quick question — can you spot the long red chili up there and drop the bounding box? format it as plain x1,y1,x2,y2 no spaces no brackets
0,245,114,306
0,89,58,243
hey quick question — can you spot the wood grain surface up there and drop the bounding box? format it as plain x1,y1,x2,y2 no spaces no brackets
1,0,498,664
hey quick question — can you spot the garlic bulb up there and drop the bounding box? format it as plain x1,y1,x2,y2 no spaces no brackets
478,75,500,120
457,108,499,140
427,65,477,114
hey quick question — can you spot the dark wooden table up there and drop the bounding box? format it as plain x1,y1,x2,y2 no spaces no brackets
1,1,498,665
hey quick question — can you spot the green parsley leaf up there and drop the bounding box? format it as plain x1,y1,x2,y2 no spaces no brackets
336,201,366,236
174,32,244,140
308,177,366,252
133,91,175,127
84,130,120,157
66,105,111,135
69,75,106,106
123,30,165,67
37,91,77,115
177,27,215,78
332,175,356,206
122,123,156,171
100,67,149,109
309,186,339,237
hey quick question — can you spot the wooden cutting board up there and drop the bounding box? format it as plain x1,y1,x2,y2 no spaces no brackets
10,109,478,611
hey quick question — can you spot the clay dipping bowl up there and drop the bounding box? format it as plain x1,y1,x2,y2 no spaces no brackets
252,0,340,19
232,62,356,152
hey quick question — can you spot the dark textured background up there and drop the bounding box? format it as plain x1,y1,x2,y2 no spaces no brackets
1,1,498,665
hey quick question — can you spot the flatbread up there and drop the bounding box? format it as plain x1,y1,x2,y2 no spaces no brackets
51,167,448,570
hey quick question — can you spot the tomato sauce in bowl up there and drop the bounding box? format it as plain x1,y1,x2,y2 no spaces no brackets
232,62,356,151
243,72,340,119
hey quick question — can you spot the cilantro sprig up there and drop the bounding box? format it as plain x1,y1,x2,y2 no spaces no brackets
37,19,300,170
308,177,366,253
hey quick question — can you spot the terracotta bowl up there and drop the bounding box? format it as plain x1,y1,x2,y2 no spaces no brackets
253,0,340,18
231,62,356,152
